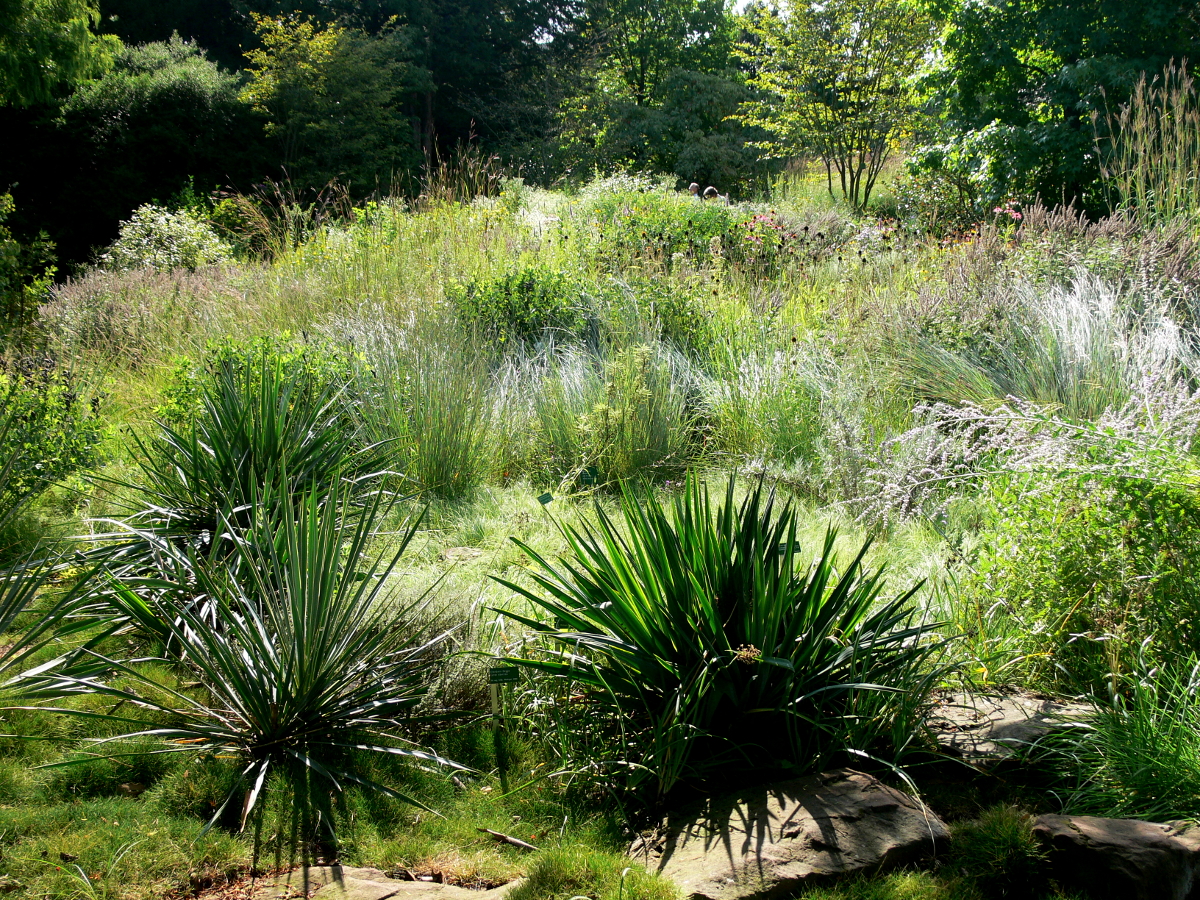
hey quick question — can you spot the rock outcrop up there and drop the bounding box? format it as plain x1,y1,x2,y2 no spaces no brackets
927,692,1093,763
1034,814,1200,900
630,769,949,900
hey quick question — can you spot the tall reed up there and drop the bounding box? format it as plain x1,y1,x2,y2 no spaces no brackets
1099,61,1200,226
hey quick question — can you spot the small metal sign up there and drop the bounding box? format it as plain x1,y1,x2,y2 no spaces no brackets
488,666,519,685
580,466,600,486
537,492,554,506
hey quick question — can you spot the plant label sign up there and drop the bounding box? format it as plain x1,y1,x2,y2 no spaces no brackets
489,666,519,685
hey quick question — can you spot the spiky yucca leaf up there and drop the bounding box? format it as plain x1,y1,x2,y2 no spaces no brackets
91,351,393,572
39,486,465,854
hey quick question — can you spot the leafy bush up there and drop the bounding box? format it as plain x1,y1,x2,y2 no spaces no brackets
101,204,232,272
497,475,943,804
0,192,56,330
59,489,464,854
447,265,589,347
971,472,1200,690
0,352,101,544
893,148,981,237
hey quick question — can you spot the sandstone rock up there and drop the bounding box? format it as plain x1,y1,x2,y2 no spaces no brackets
1033,814,1200,900
926,692,1093,763
263,867,517,900
630,769,949,900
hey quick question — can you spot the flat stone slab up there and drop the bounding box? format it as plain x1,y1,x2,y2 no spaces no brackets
261,868,517,900
1034,814,1200,900
926,692,1093,762
630,769,949,900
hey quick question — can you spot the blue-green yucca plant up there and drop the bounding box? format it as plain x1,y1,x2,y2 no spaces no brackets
496,475,944,804
93,349,392,572
42,486,463,856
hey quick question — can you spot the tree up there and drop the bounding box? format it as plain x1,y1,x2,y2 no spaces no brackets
240,14,427,192
582,0,731,107
0,0,118,105
920,0,1200,209
737,0,935,209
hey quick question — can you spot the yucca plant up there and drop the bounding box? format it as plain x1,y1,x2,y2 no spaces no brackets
495,475,944,804
43,487,464,856
93,349,392,571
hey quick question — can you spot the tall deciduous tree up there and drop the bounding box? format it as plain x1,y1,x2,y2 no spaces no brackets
737,0,934,209
920,0,1200,209
240,14,427,192
0,0,117,105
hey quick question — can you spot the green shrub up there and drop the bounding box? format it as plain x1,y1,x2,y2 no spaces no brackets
497,474,943,804
0,192,56,330
447,265,589,348
95,337,387,572
0,351,102,550
969,472,1200,690
59,488,465,855
101,203,232,272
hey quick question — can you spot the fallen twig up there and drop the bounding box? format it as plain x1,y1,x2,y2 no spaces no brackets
476,828,539,851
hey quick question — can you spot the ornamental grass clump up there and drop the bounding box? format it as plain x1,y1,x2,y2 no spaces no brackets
495,474,945,804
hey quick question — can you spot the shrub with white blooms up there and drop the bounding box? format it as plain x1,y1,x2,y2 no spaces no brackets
102,204,232,272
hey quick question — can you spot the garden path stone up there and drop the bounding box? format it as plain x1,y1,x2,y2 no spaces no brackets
262,867,518,900
1033,814,1200,900
629,768,949,899
926,691,1093,762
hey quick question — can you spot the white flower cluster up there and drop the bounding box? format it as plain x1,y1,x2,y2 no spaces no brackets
101,204,232,272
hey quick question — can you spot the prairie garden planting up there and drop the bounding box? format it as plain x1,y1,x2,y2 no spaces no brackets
3,165,1200,900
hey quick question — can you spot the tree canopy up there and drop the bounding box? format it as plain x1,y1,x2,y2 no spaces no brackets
0,0,118,105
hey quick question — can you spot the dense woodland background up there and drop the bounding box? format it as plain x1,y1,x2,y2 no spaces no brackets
2,0,1198,280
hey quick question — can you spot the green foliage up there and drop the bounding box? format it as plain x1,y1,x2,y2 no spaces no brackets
528,344,697,487
97,339,386,571
0,351,101,538
58,488,464,854
348,322,493,500
448,265,589,347
0,0,117,105
922,0,1200,209
496,475,942,803
0,192,56,329
738,0,935,209
893,147,982,236
506,849,678,900
970,470,1200,690
577,0,730,109
949,806,1048,900
1044,654,1200,821
241,14,426,193
101,204,232,271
